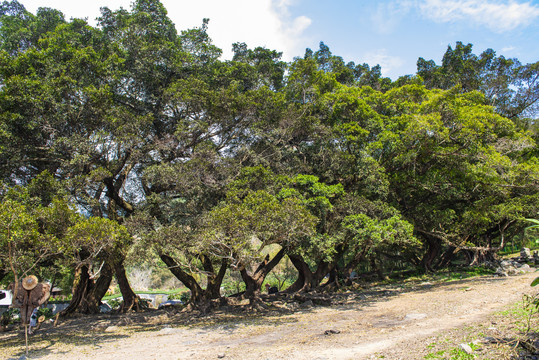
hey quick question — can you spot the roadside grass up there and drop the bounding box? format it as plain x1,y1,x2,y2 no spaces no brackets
102,289,184,301
423,300,539,359
381,266,497,288
424,348,476,360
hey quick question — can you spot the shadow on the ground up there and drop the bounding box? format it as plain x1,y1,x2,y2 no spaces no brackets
3,322,129,360
0,273,525,359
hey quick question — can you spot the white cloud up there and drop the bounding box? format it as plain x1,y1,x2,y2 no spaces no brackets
419,0,539,32
19,0,312,60
167,0,312,60
362,50,404,77
501,46,516,52
371,1,414,34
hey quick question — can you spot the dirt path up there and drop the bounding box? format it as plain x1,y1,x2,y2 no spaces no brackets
3,271,538,360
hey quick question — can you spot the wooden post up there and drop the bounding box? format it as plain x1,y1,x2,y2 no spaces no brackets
24,323,28,355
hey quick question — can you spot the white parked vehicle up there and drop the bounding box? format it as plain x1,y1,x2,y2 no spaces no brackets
158,300,183,309
0,290,13,313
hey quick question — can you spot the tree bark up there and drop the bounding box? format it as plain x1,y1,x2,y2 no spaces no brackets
314,260,333,286
458,222,514,266
465,247,497,266
240,248,285,297
160,253,205,303
204,256,228,300
285,255,307,293
61,262,113,316
61,265,89,316
240,268,258,296
114,259,140,312
421,237,442,272
324,267,339,289
436,246,457,268
286,254,332,293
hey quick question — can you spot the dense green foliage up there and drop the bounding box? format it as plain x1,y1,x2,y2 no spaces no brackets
0,0,537,309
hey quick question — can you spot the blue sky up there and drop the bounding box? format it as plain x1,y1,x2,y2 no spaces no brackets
17,0,539,79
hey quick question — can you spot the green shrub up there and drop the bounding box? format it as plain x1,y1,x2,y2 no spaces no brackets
37,307,53,319
1,308,18,327
107,298,122,310
168,291,190,303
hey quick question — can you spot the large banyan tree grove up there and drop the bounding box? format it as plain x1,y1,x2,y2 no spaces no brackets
0,0,538,312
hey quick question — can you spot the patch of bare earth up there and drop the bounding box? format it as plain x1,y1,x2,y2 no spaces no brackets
1,271,538,360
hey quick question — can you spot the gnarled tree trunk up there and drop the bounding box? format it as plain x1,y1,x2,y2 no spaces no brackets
421,237,442,272
436,246,457,268
201,256,228,300
240,248,285,298
160,254,205,303
114,258,140,312
285,254,333,293
161,253,227,310
463,247,498,266
61,262,113,316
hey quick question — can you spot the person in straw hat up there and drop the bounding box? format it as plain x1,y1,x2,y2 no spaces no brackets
11,275,50,333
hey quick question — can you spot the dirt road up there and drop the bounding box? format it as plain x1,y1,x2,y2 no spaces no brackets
3,271,537,360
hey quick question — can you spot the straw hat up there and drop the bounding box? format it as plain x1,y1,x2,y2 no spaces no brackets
22,275,38,291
